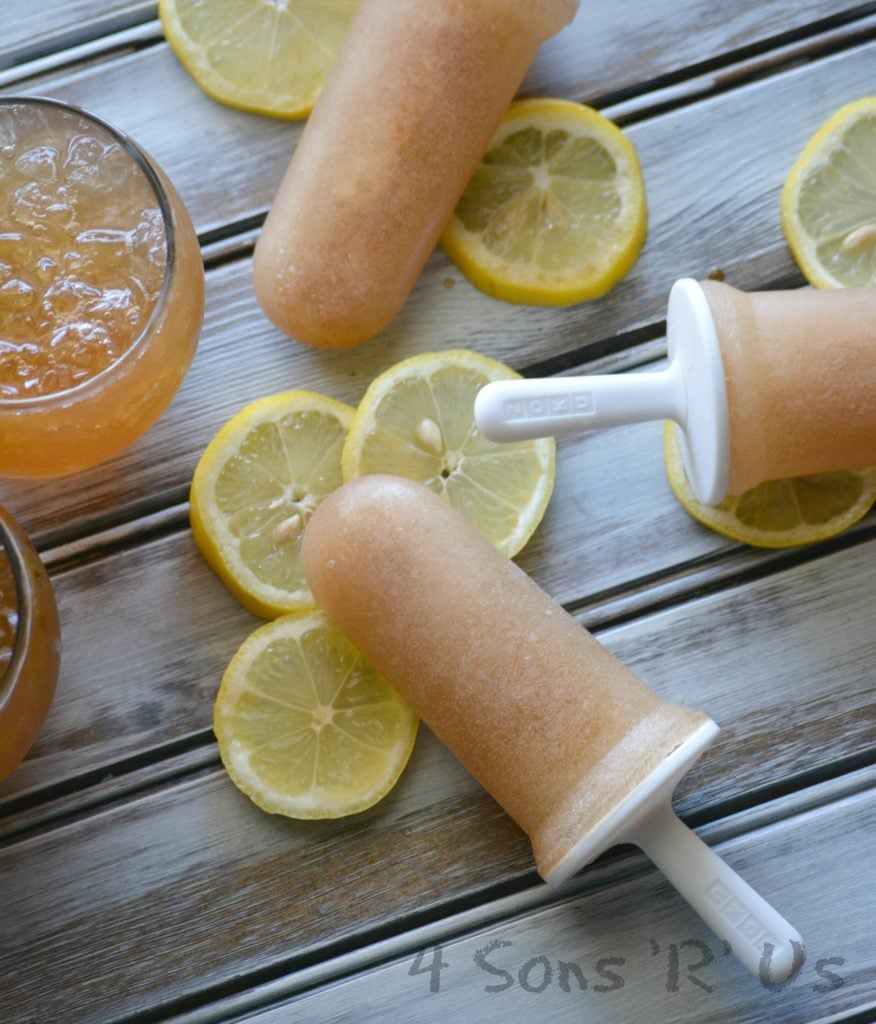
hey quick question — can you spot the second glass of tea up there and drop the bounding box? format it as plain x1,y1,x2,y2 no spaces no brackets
0,96,204,478
0,504,61,783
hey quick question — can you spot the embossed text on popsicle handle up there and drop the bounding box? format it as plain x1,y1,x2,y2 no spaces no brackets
502,392,594,423
703,878,779,954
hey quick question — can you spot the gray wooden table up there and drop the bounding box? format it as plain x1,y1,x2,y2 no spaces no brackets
2,4,875,1023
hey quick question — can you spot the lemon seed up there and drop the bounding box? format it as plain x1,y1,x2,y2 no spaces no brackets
274,513,303,543
416,417,443,454
841,222,876,250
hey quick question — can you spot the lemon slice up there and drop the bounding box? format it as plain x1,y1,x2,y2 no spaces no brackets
215,611,418,818
782,96,876,287
191,391,354,618
159,0,357,119
441,98,647,305
342,350,555,557
664,422,876,548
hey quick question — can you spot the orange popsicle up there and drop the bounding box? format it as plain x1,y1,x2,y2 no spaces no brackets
302,475,804,981
253,0,578,348
700,281,876,494
303,474,711,878
474,278,876,503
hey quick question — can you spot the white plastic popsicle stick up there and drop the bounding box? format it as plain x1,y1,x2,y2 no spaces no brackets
475,278,731,503
474,362,685,439
543,720,804,983
629,801,805,983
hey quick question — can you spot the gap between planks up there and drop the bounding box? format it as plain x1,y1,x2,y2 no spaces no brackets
38,494,876,642
598,7,876,121
0,19,162,88
82,764,876,1024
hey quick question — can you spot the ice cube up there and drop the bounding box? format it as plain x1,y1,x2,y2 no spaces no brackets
14,145,60,182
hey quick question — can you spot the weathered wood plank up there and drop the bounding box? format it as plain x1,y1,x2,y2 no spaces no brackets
0,528,258,808
1,537,873,1022
0,2,154,70
145,769,876,1024
253,778,876,1024
3,40,874,540
527,0,876,101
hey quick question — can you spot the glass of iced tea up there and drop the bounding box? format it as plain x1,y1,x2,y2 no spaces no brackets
0,505,61,782
0,96,204,477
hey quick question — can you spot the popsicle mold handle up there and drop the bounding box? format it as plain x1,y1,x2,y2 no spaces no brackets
630,801,805,983
474,365,686,443
473,279,731,504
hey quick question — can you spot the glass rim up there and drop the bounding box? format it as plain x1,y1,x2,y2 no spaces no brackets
0,94,177,409
0,514,28,704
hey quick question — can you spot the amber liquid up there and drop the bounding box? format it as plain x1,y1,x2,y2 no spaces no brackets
0,508,61,783
0,548,16,683
0,100,203,477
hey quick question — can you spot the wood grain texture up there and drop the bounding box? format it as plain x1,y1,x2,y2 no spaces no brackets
526,0,875,101
1,538,873,1022
262,779,876,1024
0,529,256,808
3,40,875,540
0,1,154,69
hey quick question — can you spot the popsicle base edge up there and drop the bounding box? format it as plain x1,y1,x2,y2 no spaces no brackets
542,717,720,887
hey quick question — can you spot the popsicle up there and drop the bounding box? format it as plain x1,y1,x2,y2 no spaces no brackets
302,474,804,981
253,0,578,348
475,278,876,502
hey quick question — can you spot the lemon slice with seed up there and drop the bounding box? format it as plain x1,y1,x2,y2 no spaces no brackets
782,96,876,287
159,0,357,119
664,422,876,548
341,350,555,558
191,391,354,618
441,98,647,306
215,611,418,818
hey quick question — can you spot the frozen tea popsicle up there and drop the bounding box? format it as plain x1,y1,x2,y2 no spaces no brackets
475,278,876,502
303,475,804,981
701,281,876,493
253,0,578,348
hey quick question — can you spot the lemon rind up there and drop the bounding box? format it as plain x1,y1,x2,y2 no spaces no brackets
158,0,351,120
441,98,648,306
341,350,556,558
781,96,876,289
663,422,876,548
190,391,354,619
214,612,418,819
